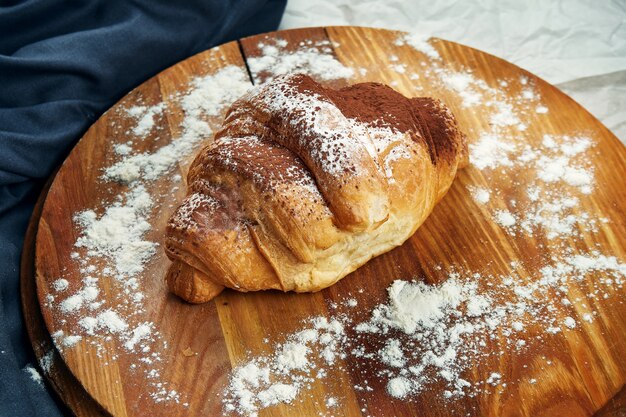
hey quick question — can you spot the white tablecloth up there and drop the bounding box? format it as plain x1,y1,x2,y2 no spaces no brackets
280,0,626,143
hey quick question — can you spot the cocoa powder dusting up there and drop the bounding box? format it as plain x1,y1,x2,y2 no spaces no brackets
290,74,463,166
411,97,464,166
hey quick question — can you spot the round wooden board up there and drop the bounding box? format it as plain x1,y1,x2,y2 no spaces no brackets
32,27,626,417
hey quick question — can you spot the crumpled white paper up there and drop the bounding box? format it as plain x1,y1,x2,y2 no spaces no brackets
281,0,626,142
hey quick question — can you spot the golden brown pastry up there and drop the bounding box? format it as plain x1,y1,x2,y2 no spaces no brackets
165,74,468,303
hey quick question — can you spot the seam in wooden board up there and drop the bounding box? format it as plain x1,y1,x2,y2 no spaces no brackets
237,39,256,86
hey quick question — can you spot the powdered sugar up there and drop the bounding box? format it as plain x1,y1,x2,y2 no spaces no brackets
74,185,156,278
494,210,516,227
61,335,82,348
96,309,129,333
563,317,577,329
395,33,441,60
248,39,354,83
469,187,490,204
440,71,484,107
469,134,516,170
105,66,251,183
52,278,69,292
426,39,602,242
536,157,593,193
23,365,43,386
59,285,100,314
387,376,412,399
223,317,347,417
489,101,522,128
127,103,164,137
223,251,625,414
124,323,153,351
368,279,466,333
472,133,598,239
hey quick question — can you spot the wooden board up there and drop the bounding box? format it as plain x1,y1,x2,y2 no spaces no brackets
21,173,109,417
31,27,626,417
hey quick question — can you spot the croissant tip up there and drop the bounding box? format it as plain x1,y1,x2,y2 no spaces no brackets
166,262,225,304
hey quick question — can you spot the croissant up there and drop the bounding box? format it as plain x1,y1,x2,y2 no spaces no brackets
165,74,468,303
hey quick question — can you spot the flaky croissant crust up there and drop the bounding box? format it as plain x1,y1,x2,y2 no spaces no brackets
165,74,467,303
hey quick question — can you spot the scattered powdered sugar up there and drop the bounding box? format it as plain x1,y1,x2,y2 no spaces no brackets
363,279,467,334
96,309,129,333
52,278,69,292
127,103,164,137
114,142,133,156
469,187,490,204
223,317,347,417
379,338,406,368
440,72,484,107
224,253,626,415
247,39,354,83
563,317,577,329
61,335,82,348
489,101,522,128
23,365,43,386
469,134,517,170
470,133,599,240
59,284,99,314
223,250,625,414
182,66,252,119
74,185,156,278
395,33,441,60
387,375,412,399
124,322,153,351
535,153,593,193
409,29,603,243
38,349,54,375
494,210,517,227
105,66,251,183
354,276,491,398
325,396,338,407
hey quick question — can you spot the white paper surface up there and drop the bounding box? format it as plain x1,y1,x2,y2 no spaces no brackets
281,0,626,142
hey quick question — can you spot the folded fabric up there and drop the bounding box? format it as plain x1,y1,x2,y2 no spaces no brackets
0,0,285,415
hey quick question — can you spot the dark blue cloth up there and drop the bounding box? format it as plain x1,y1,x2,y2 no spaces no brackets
0,1,285,415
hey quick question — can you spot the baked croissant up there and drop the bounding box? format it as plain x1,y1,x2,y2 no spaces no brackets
165,74,468,303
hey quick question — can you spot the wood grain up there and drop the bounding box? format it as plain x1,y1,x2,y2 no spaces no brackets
27,26,626,416
21,173,109,417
